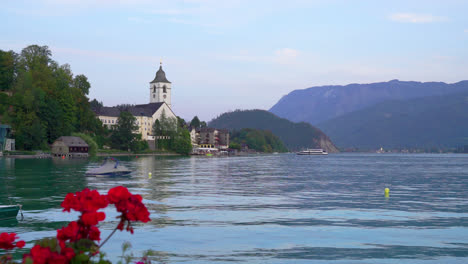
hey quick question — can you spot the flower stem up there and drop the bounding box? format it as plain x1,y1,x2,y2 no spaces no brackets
99,226,118,248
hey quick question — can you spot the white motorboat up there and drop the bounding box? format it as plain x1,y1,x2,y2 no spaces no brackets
296,149,328,155
86,158,132,176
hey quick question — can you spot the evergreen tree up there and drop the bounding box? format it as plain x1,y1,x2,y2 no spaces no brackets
190,116,201,128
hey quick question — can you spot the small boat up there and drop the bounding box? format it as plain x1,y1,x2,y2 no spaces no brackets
0,205,22,220
297,149,328,155
86,158,132,176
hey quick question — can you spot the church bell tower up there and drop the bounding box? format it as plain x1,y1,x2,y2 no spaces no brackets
149,62,172,108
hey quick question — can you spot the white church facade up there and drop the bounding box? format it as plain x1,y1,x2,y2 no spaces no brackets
95,63,177,140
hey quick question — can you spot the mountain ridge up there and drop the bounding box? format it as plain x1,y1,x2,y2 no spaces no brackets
316,90,468,150
270,80,468,125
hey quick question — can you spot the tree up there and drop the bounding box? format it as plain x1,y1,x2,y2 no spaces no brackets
90,99,103,111
0,50,17,91
73,74,90,95
172,129,192,155
152,111,177,151
110,111,138,151
190,116,200,128
177,116,187,129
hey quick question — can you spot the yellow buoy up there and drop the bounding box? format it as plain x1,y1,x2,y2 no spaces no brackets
384,187,390,197
148,172,152,179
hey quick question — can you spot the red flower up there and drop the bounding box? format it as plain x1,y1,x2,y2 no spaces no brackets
0,232,25,250
81,211,106,226
57,221,81,242
88,226,101,241
24,244,75,264
107,186,131,204
107,186,151,234
61,188,108,213
24,245,52,264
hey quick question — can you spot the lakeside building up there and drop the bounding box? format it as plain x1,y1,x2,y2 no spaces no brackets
51,136,89,157
94,63,177,141
190,127,230,149
0,124,15,151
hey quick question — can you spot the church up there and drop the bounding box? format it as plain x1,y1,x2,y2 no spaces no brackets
94,63,177,140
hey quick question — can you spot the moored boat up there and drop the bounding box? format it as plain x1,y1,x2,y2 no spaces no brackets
296,149,328,155
86,158,132,176
0,205,21,220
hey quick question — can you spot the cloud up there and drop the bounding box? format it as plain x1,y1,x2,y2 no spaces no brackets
389,13,447,23
274,48,300,64
465,29,468,33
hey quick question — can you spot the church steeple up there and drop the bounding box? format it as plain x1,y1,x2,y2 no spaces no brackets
149,62,172,107
150,62,171,84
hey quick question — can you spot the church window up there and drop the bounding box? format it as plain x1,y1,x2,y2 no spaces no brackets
163,85,167,93
153,87,156,93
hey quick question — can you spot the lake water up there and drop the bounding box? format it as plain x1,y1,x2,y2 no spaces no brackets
1,153,468,263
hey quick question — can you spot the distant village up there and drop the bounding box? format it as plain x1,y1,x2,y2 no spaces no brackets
1,63,230,157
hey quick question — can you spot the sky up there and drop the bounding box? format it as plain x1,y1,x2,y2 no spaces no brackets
1,0,467,121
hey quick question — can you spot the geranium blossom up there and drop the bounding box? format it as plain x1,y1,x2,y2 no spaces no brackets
0,233,25,250
61,188,108,213
1,186,151,264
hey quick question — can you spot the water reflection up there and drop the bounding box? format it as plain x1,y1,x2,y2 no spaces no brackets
1,154,468,263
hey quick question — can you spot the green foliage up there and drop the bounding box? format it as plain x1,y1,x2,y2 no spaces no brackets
190,116,201,128
72,132,98,157
229,142,241,150
0,50,17,91
110,111,139,151
152,111,177,151
73,74,91,95
209,109,336,151
172,129,192,155
0,45,106,150
152,111,192,154
231,128,288,153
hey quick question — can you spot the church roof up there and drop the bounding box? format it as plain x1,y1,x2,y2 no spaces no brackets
94,103,165,117
150,65,171,84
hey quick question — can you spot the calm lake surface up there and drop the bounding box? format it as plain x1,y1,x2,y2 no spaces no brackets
1,153,468,263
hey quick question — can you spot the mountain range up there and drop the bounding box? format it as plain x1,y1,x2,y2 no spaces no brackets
317,91,468,150
270,80,468,125
268,80,468,150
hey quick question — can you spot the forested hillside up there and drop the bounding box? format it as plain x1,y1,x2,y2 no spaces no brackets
209,109,338,152
0,45,104,150
317,91,468,150
230,128,288,153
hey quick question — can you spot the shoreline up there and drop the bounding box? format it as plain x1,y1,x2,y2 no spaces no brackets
0,152,180,159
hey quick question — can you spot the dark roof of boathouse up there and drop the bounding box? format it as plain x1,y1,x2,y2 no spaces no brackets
55,136,88,147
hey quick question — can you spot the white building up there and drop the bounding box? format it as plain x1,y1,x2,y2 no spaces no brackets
95,63,177,140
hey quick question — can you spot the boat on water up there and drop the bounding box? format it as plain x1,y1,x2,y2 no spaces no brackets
0,205,22,220
296,149,328,155
86,158,132,176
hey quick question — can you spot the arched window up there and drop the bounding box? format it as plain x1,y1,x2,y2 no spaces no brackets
153,86,156,93
163,85,167,93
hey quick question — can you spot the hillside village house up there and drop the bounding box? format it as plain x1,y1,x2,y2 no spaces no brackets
94,63,177,140
190,127,230,149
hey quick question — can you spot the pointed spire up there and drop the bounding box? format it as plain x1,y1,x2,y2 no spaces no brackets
150,61,171,83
